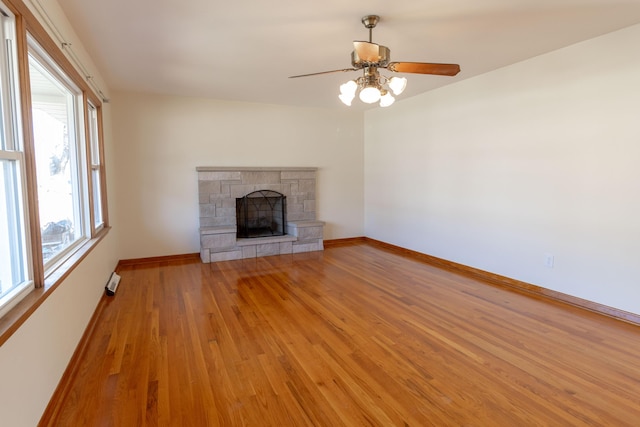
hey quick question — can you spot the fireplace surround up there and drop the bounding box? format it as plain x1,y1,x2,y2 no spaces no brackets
197,167,324,263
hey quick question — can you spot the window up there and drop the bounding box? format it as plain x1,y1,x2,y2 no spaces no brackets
0,4,33,317
28,37,88,271
88,102,104,231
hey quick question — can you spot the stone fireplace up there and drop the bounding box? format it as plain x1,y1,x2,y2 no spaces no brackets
197,167,325,263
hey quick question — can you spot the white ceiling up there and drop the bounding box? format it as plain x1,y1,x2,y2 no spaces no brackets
55,0,640,110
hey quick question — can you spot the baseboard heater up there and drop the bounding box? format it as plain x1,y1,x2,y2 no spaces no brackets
105,272,121,296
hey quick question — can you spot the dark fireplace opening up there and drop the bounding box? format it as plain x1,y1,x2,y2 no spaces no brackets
236,190,287,238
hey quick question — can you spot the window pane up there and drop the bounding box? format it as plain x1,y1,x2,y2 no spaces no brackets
92,167,102,227
0,6,16,152
0,158,30,305
88,104,99,164
29,56,83,264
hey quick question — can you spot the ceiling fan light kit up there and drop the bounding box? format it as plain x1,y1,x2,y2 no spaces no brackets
289,15,460,108
340,71,407,106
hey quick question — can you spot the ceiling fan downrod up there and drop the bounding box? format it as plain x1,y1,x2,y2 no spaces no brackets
361,15,379,43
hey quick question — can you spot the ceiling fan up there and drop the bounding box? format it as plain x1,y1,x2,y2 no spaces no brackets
289,15,461,107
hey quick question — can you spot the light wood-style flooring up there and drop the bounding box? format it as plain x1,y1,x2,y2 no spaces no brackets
43,241,640,426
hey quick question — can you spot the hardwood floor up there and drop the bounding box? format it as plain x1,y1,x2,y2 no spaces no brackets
43,242,640,426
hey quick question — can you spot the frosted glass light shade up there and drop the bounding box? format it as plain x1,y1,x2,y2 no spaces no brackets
388,76,407,95
338,92,355,106
359,86,381,104
379,92,395,107
340,80,358,96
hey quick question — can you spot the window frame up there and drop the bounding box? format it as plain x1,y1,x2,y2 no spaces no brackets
23,16,110,288
0,1,33,319
28,35,90,275
87,100,107,234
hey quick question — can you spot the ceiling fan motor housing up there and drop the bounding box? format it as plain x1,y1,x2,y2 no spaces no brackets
351,45,390,68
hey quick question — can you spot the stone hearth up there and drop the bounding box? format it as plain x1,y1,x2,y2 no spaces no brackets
197,167,324,263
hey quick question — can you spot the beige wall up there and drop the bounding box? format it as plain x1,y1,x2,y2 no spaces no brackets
111,93,365,260
365,24,640,315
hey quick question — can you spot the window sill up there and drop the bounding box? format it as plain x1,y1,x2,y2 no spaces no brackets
0,227,111,347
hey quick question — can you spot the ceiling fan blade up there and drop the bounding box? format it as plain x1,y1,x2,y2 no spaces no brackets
386,62,461,76
289,68,357,78
353,41,381,62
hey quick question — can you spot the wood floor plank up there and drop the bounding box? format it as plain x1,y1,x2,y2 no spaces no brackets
42,242,640,426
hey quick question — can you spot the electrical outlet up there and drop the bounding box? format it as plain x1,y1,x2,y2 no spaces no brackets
544,253,554,268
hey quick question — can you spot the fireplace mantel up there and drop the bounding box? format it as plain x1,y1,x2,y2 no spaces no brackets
197,167,324,263
197,166,318,172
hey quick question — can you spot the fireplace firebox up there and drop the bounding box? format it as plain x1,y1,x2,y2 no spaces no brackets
236,190,286,238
